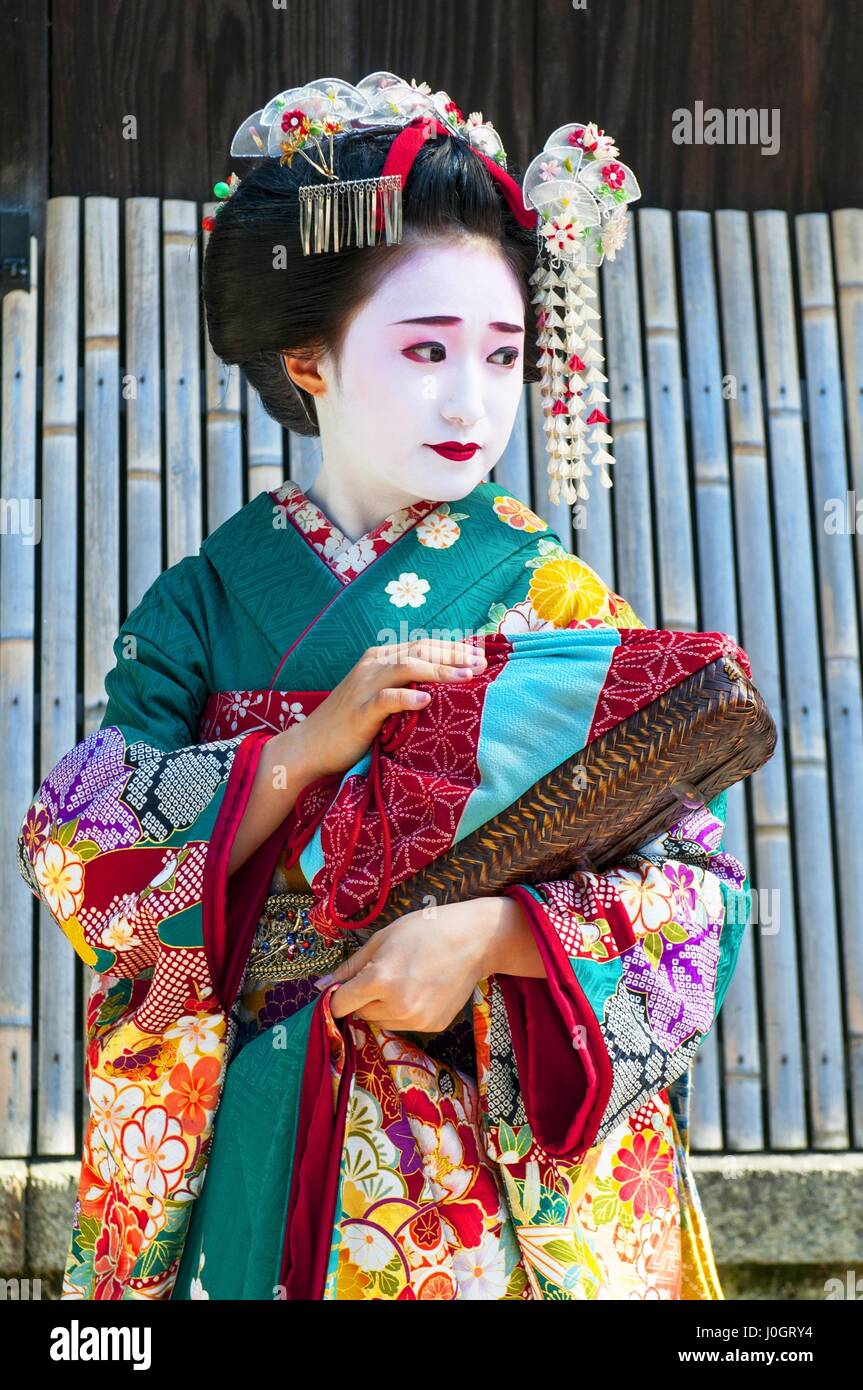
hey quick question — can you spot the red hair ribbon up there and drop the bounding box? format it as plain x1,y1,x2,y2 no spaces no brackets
375,116,538,234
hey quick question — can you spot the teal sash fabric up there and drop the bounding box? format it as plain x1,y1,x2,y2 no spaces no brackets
173,1002,316,1301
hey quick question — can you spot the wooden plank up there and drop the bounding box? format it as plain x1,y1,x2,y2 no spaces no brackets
287,432,322,494
162,201,203,564
677,211,761,1150
528,382,573,547
0,235,39,1156
36,199,83,1156
31,0,861,213
202,202,243,532
492,388,530,507
0,0,49,243
796,212,863,1145
50,0,211,198
602,213,656,627
532,0,856,214
754,210,848,1147
715,210,806,1148
81,197,122,1157
831,210,863,634
246,379,285,499
639,209,697,630
83,199,121,732
124,197,162,610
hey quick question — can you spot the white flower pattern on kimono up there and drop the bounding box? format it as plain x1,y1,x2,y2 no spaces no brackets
164,1011,224,1058
33,839,85,922
189,1249,210,1299
89,1075,147,1149
416,505,469,549
342,1221,396,1272
452,1231,509,1300
494,597,556,634
102,894,145,952
613,863,676,934
122,1106,190,1201
385,571,430,607
334,537,377,575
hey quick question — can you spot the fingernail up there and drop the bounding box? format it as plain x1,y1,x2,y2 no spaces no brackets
314,973,334,990
454,667,475,678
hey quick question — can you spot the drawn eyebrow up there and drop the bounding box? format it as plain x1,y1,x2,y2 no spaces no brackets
388,315,525,334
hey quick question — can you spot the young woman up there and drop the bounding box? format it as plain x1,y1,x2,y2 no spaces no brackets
17,112,750,1301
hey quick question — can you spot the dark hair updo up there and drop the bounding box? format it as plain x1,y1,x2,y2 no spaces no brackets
202,124,542,435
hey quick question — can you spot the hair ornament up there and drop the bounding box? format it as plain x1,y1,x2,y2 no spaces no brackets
522,122,641,503
211,72,642,509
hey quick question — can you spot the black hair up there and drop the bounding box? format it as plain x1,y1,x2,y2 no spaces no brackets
202,124,541,435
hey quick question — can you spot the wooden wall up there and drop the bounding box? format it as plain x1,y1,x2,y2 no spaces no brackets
2,195,863,1160
3,0,862,245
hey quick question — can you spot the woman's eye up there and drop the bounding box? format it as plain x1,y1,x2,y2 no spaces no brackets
489,347,520,368
403,343,446,364
403,343,520,367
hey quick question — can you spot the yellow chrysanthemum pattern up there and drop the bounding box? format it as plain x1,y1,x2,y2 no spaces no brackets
528,557,610,627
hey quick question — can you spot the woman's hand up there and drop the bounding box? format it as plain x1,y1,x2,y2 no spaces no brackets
319,895,547,1032
290,637,487,780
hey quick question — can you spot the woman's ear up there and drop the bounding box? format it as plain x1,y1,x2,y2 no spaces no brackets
282,351,326,399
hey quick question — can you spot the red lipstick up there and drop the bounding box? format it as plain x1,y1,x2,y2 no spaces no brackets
425,442,481,461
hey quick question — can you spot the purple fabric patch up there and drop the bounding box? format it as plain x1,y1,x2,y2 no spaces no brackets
40,726,141,851
621,912,722,1051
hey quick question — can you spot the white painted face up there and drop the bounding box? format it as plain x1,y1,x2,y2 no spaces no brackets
310,236,527,512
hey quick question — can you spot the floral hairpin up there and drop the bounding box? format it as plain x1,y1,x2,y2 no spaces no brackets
208,73,513,255
227,73,509,168
522,122,641,502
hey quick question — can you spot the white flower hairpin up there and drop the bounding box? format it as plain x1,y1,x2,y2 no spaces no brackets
522,122,641,503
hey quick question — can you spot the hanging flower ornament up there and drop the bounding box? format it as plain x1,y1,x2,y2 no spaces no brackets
201,72,641,512
521,121,641,503
601,206,631,260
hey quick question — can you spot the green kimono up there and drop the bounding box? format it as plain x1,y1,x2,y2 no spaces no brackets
16,477,750,1300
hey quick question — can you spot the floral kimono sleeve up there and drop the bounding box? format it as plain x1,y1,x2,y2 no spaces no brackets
473,528,751,1161
15,555,273,1299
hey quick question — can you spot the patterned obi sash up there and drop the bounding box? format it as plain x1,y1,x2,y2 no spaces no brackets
242,890,347,988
